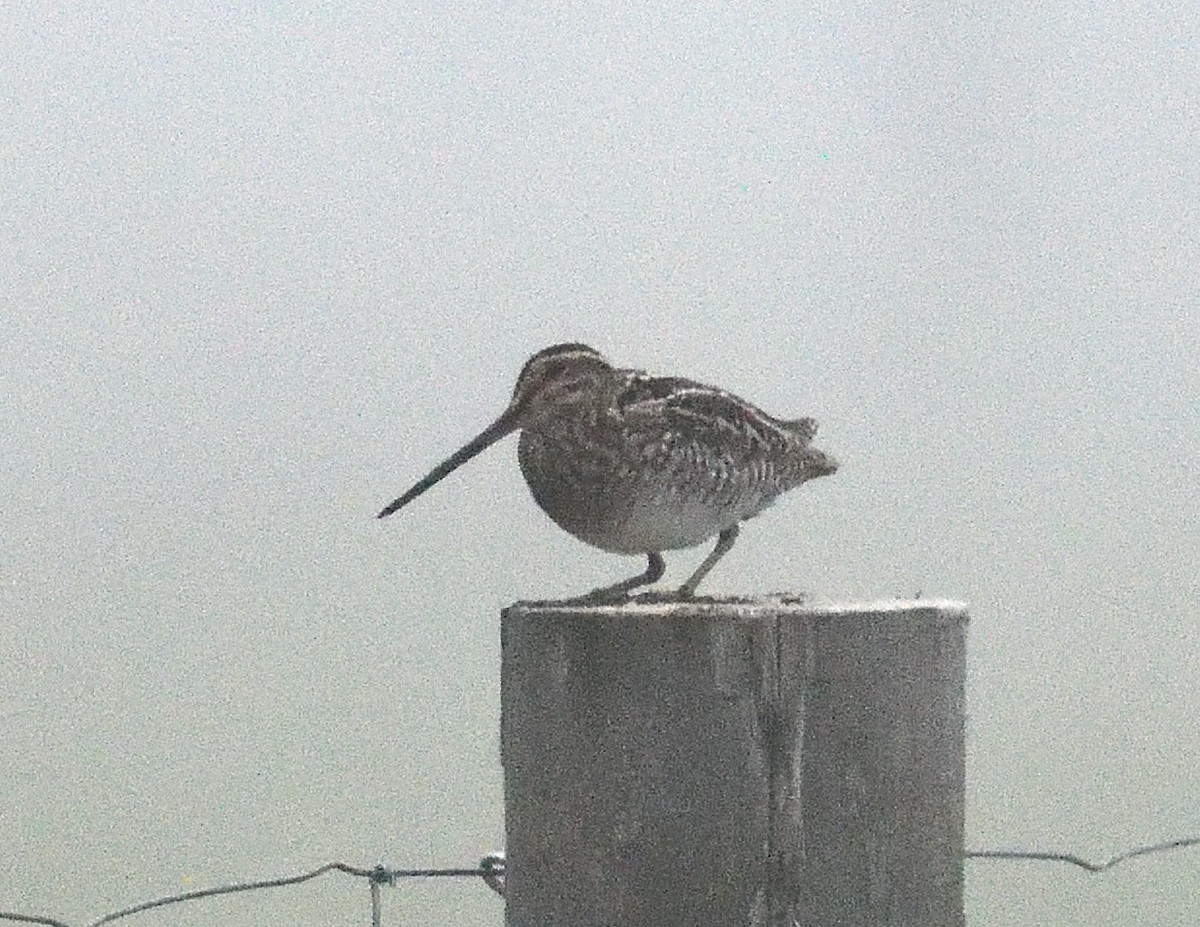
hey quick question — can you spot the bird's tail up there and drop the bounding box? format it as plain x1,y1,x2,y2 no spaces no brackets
804,446,839,478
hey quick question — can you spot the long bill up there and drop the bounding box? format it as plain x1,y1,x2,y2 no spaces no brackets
377,405,521,519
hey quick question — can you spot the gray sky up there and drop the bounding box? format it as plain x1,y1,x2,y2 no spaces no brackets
2,2,1198,924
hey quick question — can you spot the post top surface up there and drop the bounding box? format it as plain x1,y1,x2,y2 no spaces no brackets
504,595,968,620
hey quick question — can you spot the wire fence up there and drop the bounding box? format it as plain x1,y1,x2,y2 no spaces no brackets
2,837,1197,927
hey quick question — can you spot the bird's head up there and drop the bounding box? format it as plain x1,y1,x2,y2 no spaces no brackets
506,343,614,427
376,342,613,519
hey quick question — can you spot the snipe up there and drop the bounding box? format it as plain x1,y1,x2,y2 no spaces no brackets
378,343,838,600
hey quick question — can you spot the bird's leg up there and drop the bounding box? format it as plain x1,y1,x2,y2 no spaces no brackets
677,525,740,598
579,553,666,602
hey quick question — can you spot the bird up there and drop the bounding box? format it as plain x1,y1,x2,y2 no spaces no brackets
378,343,838,600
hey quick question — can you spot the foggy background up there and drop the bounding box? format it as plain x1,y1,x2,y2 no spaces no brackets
2,2,1197,924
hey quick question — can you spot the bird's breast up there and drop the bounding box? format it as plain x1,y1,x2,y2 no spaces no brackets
516,424,778,554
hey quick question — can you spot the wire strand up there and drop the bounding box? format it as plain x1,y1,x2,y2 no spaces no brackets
3,838,1199,927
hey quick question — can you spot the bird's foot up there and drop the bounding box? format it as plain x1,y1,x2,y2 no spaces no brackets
577,587,634,605
627,587,706,604
542,586,634,606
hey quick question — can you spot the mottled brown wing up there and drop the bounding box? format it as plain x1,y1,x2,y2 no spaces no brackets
615,373,808,458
